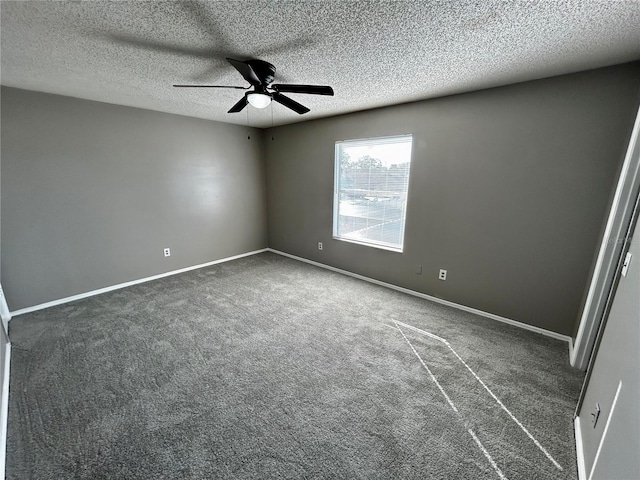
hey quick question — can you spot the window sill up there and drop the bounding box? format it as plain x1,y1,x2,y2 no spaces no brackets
332,236,404,253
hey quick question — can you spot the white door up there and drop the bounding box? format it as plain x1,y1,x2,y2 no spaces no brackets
576,217,639,479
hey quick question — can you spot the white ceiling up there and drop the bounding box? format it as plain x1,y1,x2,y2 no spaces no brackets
2,1,640,128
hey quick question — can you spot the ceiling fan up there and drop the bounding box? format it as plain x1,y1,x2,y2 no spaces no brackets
174,58,334,114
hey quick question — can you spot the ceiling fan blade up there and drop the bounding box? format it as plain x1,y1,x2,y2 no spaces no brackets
272,84,334,96
226,58,261,86
272,93,310,114
173,84,248,89
228,95,249,113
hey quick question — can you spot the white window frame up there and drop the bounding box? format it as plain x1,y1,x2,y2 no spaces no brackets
332,134,413,252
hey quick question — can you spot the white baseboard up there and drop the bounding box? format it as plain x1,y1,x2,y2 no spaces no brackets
268,248,572,345
0,340,11,480
9,245,573,346
10,249,269,317
574,416,587,480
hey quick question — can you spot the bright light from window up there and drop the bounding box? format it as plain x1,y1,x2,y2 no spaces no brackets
333,135,413,251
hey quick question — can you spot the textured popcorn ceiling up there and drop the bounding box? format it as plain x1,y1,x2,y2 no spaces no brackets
1,1,640,128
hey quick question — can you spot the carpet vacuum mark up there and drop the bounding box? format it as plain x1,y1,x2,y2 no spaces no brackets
393,320,571,480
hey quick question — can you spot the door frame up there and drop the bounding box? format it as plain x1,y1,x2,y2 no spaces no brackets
572,101,640,370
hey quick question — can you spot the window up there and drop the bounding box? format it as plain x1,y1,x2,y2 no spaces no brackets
333,135,413,252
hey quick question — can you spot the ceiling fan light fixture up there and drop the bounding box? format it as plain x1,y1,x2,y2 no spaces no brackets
247,93,271,109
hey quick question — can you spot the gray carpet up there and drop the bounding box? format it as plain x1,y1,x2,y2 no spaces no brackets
7,252,583,479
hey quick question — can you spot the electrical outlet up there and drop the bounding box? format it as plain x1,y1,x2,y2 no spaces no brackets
439,269,447,281
163,248,171,257
318,242,323,251
416,264,422,275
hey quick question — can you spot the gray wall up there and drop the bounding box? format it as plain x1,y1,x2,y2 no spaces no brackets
577,217,639,479
265,63,640,337
1,87,267,310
